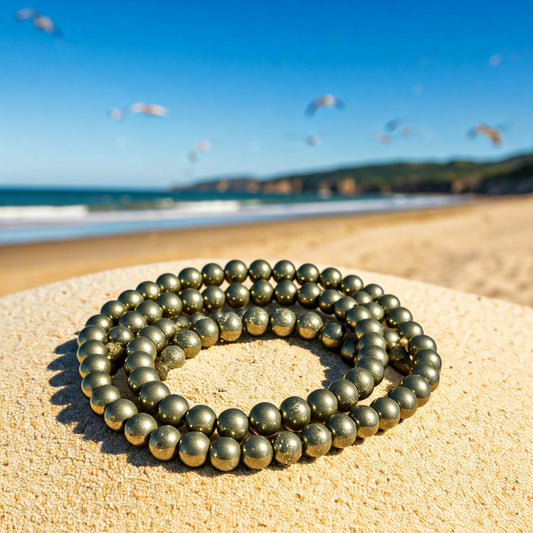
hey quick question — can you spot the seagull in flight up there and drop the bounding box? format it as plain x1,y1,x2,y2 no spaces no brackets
109,103,169,121
467,123,503,146
15,8,62,37
305,94,345,116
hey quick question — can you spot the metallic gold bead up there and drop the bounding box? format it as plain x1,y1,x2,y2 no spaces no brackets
389,346,413,375
318,289,342,314
349,405,379,438
412,362,440,391
357,332,387,351
320,322,345,350
297,282,322,309
79,354,112,378
201,263,225,286
77,340,108,363
270,307,297,337
185,405,217,435
250,280,274,306
339,336,357,365
358,345,389,367
78,325,107,346
178,431,211,467
157,394,189,427
225,283,250,309
272,431,302,466
224,259,248,283
85,313,113,331
174,329,202,359
126,336,157,360
383,328,401,350
89,384,121,415
217,408,249,441
272,259,296,281
174,315,191,332
408,335,438,356
241,435,273,470
352,291,372,305
356,357,384,386
128,366,160,394
136,300,163,324
156,272,181,293
249,402,282,437
371,397,400,430
364,301,385,321
156,346,186,379
319,267,342,289
202,286,226,312
387,386,418,419
193,317,219,347
124,413,158,447
243,307,270,336
345,305,373,329
414,349,442,371
178,267,203,289
279,396,311,431
327,379,359,412
385,306,413,328
397,321,424,340
138,326,166,352
307,389,338,422
216,312,243,342
104,398,138,432
339,274,364,295
136,280,161,301
139,380,170,412
108,325,135,348
210,437,241,471
248,259,272,281
296,263,320,284
344,367,375,400
119,311,148,334
301,423,332,458
326,413,357,448
149,425,181,461
333,296,356,322
100,300,127,320
124,351,155,375
118,289,144,310
274,280,298,306
156,292,183,318
377,293,401,312
180,288,205,315
296,311,324,340
153,318,177,341
402,374,431,407
81,371,113,398
363,283,384,300
189,312,208,324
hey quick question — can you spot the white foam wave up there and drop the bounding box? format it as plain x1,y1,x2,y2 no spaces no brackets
0,204,89,220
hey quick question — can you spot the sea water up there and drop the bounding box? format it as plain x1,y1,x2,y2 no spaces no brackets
0,187,468,245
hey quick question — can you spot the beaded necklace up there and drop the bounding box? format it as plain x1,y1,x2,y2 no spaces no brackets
77,260,441,471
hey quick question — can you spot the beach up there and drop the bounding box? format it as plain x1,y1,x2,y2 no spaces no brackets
2,194,533,306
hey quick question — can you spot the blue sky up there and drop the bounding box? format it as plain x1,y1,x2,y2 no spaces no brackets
1,0,532,188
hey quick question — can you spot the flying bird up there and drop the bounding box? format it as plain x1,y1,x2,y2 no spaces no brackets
109,103,169,121
15,8,61,36
305,135,321,146
305,94,345,116
188,140,212,163
467,123,503,146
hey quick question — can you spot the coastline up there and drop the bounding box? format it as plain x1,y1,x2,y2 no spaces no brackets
2,194,533,306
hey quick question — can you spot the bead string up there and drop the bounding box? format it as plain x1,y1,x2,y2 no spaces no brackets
77,260,441,471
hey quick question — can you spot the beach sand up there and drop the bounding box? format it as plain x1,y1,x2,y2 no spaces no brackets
1,260,532,532
2,194,533,306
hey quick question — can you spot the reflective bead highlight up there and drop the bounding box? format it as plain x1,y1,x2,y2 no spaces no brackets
307,389,338,422
210,437,241,471
81,371,112,398
249,402,282,437
371,397,401,431
124,413,158,447
280,396,311,432
301,423,332,458
217,408,250,441
248,259,272,281
149,425,181,461
326,413,357,448
185,405,217,435
272,431,303,466
89,385,121,415
349,405,380,438
224,259,248,283
104,398,138,432
327,379,359,412
139,380,170,412
243,307,270,336
296,311,323,340
157,394,190,427
201,263,225,286
242,435,273,470
250,280,274,306
179,431,211,467
270,307,296,337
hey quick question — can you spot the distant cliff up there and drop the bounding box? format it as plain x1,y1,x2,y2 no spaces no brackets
173,152,533,196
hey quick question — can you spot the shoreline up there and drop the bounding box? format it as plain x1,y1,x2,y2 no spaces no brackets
2,194,533,306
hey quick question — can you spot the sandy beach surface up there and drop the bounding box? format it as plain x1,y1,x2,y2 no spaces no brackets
1,194,533,307
1,259,532,532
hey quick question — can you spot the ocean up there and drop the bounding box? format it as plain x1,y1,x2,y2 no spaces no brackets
0,187,468,245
